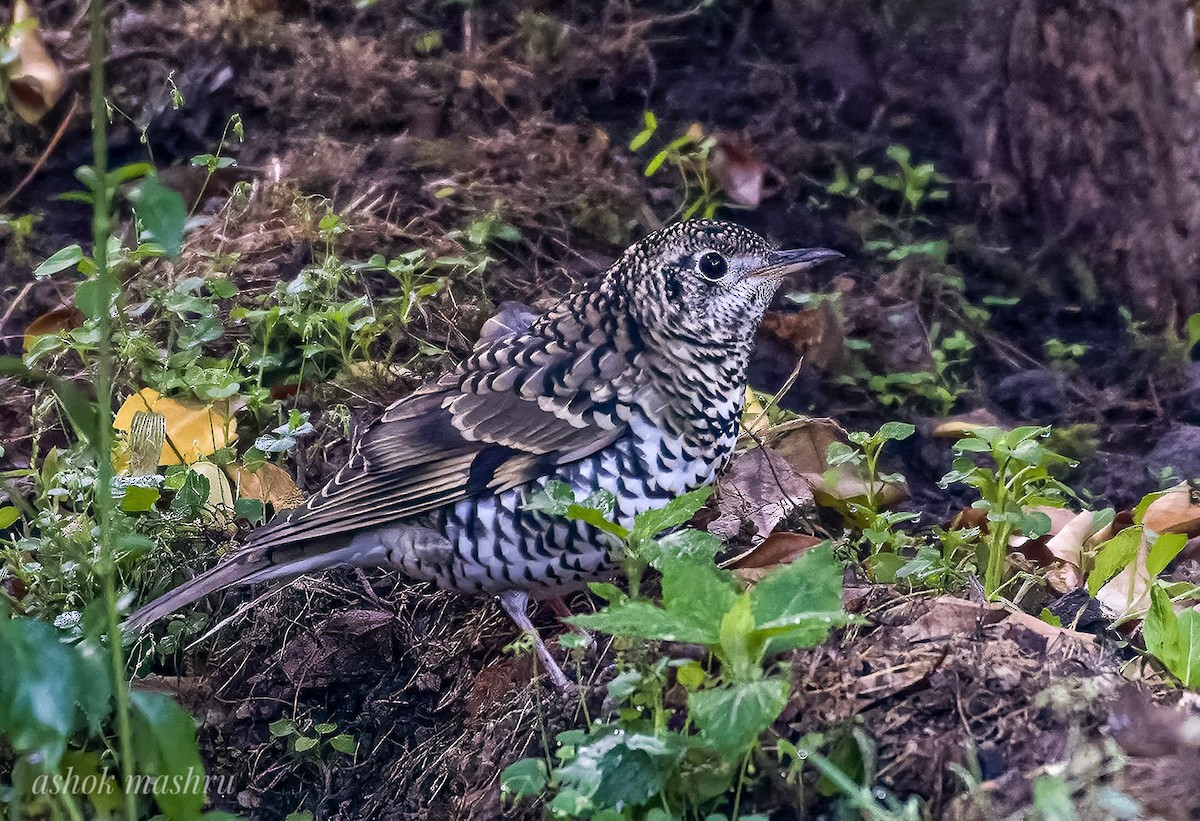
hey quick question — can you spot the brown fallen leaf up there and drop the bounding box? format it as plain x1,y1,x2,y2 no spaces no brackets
900,596,1007,643
710,134,765,207
708,447,813,543
5,0,65,124
728,531,824,581
759,302,844,370
23,306,83,352
1142,483,1200,537
931,409,1004,439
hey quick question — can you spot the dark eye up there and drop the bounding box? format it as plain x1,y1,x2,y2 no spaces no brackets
697,251,728,281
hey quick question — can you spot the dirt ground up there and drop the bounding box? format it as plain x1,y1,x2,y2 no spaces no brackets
4,1,1200,819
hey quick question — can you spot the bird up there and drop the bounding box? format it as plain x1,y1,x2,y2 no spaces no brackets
126,219,841,686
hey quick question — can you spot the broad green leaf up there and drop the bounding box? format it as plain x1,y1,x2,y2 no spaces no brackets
129,690,207,819
660,554,737,645
0,617,80,769
329,734,357,755
1086,527,1142,596
688,677,789,759
73,639,113,733
568,600,716,645
500,757,547,799
130,175,188,258
0,506,19,528
33,244,84,277
876,422,915,442
119,484,161,513
633,486,713,543
650,528,723,565
523,481,576,516
1031,774,1076,821
1147,532,1188,578
1144,585,1200,688
749,543,843,654
268,719,296,737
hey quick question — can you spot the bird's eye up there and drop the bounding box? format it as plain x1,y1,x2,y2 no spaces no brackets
697,251,728,281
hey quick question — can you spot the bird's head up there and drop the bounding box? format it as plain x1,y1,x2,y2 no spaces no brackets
615,220,841,347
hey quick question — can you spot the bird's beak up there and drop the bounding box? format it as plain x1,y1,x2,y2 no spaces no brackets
759,247,843,278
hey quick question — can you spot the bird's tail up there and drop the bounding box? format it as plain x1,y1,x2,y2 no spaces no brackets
123,530,408,633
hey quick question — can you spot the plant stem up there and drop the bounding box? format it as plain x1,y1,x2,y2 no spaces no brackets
89,2,138,819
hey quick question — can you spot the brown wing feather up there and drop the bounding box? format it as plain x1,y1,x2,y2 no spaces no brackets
246,316,634,554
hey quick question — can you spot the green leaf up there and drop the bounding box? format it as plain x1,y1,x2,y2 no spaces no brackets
688,677,789,759
0,617,81,769
293,735,319,753
633,486,713,543
130,175,188,258
660,553,737,645
74,274,113,320
568,599,716,644
120,484,161,513
34,244,84,277
268,719,296,737
1031,774,1076,821
129,690,207,819
500,757,548,799
651,528,723,565
1148,532,1188,578
329,734,357,754
0,506,19,529
749,543,844,654
1086,527,1142,595
876,422,915,442
73,639,113,733
523,481,576,516
1145,585,1200,688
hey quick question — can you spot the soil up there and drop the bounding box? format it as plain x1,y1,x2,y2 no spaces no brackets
3,1,1200,819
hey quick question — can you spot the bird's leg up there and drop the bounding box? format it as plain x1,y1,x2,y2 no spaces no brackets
500,590,571,690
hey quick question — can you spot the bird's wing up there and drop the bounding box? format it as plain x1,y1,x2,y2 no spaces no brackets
247,314,634,553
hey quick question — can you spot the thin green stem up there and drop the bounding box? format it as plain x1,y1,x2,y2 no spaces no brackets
89,2,137,819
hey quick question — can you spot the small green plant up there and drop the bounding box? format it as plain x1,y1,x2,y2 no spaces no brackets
269,716,358,762
630,112,725,221
503,485,850,819
938,426,1075,598
827,144,949,220
1044,338,1089,373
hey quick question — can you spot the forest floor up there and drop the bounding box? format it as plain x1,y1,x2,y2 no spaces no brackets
3,1,1200,819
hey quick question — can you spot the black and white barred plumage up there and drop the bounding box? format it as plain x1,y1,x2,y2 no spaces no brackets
127,220,839,682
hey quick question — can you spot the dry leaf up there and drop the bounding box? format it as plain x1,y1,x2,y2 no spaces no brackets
5,0,65,124
728,531,824,582
711,135,765,207
224,462,306,510
1142,483,1200,537
23,306,83,352
708,447,813,543
114,388,236,465
900,596,1007,643
759,303,844,369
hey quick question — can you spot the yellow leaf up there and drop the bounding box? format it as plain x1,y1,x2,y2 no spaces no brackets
113,388,236,465
6,0,66,124
189,461,236,530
